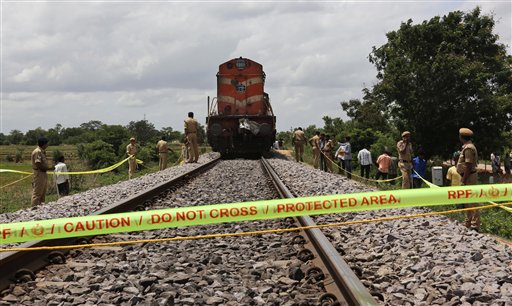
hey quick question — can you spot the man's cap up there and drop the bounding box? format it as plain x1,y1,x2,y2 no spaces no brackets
130,137,136,141
459,128,473,137
401,131,411,137
453,151,460,159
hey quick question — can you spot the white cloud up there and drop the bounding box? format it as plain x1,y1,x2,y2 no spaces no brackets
1,1,510,134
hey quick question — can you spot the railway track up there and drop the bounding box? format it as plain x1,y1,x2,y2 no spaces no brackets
0,157,221,292
0,156,378,305
2,156,510,305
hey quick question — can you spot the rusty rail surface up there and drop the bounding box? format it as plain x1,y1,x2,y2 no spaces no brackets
0,157,221,291
261,157,378,306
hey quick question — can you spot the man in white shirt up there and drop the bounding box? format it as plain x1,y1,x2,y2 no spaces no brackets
357,147,372,179
54,156,70,196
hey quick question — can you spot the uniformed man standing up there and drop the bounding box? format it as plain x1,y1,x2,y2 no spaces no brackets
156,136,170,170
126,137,137,179
397,131,413,189
457,128,480,231
309,131,321,169
322,135,334,172
184,112,199,163
31,137,51,207
293,127,306,162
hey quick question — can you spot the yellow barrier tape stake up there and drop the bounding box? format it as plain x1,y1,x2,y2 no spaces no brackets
0,183,510,245
413,169,512,213
2,201,510,252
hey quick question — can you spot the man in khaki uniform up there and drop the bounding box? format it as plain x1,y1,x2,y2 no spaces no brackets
293,127,306,162
156,136,170,170
322,135,334,172
308,131,321,169
457,128,480,231
31,137,51,207
397,131,413,189
184,112,199,163
126,137,137,179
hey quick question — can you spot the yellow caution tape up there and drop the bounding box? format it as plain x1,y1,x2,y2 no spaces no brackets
2,201,510,253
0,174,33,189
0,157,143,176
413,169,512,213
0,183,510,245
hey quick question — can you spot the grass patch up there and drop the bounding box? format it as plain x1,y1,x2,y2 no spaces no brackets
0,146,183,213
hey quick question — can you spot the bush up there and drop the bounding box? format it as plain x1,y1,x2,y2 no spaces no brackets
5,154,14,162
15,149,24,163
77,140,117,170
137,145,158,163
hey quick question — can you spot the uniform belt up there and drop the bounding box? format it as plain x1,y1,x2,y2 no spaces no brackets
400,160,410,163
159,151,168,153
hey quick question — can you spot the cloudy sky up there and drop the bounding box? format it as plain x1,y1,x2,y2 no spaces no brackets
1,1,510,135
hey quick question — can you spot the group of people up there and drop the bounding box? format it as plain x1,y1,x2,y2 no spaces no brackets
30,112,201,207
291,127,484,232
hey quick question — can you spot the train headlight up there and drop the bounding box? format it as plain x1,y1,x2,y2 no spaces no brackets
209,123,222,136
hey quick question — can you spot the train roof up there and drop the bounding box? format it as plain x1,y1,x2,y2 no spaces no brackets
218,57,263,70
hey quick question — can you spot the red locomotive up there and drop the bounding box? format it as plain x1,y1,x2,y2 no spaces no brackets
207,57,276,157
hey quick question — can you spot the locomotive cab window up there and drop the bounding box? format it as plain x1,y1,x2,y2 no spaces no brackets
235,59,246,69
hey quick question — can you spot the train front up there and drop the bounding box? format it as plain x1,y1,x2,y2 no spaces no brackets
207,57,276,157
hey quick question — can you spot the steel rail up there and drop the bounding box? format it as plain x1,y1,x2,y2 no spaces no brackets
261,157,378,306
0,156,221,291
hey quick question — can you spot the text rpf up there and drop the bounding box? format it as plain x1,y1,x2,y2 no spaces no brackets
447,189,472,199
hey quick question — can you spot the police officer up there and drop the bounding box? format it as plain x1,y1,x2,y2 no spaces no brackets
31,137,52,206
184,112,199,163
293,127,306,162
457,128,480,231
322,135,334,172
126,137,137,179
397,131,413,189
156,136,170,170
309,131,321,169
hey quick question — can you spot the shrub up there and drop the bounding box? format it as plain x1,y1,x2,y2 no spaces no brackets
5,154,14,162
15,149,24,163
77,141,117,170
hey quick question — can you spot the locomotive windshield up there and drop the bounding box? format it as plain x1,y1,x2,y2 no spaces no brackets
235,59,246,69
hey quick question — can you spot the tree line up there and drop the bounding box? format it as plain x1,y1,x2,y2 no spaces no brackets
282,8,512,161
1,120,207,169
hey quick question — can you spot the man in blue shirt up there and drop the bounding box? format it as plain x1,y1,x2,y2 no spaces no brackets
412,149,427,188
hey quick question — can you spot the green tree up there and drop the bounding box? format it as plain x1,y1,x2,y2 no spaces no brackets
160,127,183,142
61,127,92,144
77,140,117,169
0,133,7,145
322,116,347,142
368,7,512,158
340,90,390,132
97,124,130,157
24,127,47,145
8,130,24,145
47,124,63,145
127,120,159,146
80,120,104,131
